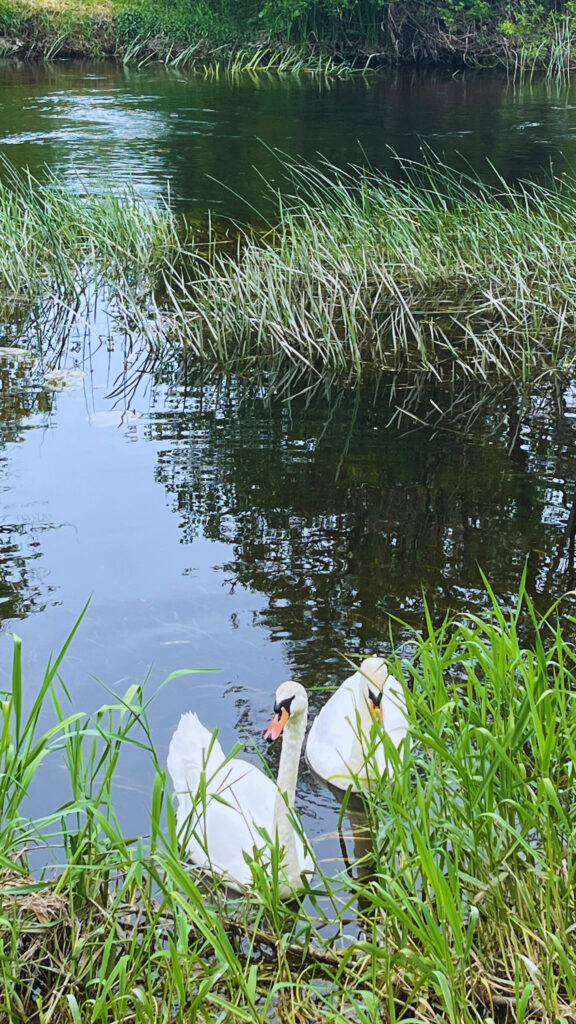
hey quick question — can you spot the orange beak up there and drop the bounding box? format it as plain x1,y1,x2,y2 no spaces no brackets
369,700,383,721
264,706,289,741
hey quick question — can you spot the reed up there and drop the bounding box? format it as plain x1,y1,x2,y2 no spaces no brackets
0,159,184,302
139,154,576,387
6,155,576,390
189,45,365,76
1,576,576,1021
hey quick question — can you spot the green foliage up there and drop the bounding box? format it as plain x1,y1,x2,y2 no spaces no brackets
436,0,492,26
114,0,263,44
109,0,565,48
115,1,231,44
496,1,550,41
0,1,21,35
0,0,575,66
2,580,576,1021
127,154,576,388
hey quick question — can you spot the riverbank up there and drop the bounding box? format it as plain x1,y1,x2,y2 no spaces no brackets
2,578,576,1023
1,0,576,73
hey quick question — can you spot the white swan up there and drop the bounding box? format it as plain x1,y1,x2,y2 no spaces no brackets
167,681,313,896
306,656,408,791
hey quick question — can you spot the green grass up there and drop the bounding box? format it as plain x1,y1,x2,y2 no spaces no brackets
2,574,576,1022
7,155,576,393
0,159,184,301
130,154,576,388
114,38,367,73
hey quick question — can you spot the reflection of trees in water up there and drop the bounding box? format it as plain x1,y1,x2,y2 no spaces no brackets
149,375,576,685
0,522,51,622
0,289,145,630
0,335,58,627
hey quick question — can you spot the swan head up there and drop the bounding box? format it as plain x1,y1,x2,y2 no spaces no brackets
358,657,390,719
264,681,308,742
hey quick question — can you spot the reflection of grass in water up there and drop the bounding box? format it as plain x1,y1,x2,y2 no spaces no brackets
3,574,576,1021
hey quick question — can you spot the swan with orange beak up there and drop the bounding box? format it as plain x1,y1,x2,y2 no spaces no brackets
167,680,313,896
306,656,409,791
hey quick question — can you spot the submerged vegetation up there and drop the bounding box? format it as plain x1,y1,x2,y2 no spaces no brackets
2,578,576,1021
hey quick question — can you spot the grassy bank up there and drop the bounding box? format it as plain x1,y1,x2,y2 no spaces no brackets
2,577,576,1022
1,0,576,72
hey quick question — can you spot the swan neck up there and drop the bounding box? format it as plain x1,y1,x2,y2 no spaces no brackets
276,709,306,803
273,708,307,883
345,675,374,777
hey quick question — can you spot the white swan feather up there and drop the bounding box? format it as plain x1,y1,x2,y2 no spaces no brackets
167,682,313,895
306,656,408,790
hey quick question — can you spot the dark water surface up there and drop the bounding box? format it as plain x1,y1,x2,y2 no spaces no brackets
1,61,576,876
3,60,576,215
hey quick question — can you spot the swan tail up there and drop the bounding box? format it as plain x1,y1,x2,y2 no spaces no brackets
167,711,225,796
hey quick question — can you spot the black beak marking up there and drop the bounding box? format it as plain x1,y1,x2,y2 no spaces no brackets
273,695,294,718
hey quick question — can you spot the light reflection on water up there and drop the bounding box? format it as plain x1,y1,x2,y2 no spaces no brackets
3,61,576,215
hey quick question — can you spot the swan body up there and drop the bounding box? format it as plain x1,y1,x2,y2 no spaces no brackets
167,681,313,896
306,657,408,791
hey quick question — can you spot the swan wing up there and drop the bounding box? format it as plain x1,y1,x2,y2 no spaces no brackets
306,674,367,786
167,712,309,888
166,712,227,796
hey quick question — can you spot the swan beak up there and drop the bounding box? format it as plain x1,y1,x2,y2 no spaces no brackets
369,700,383,721
264,706,289,741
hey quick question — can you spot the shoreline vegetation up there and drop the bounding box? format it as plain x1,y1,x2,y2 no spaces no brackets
3,578,576,1022
1,0,576,73
4,155,576,397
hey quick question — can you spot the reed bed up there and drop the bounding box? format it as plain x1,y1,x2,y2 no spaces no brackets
5,156,576,390
2,577,576,1022
135,157,576,387
0,160,183,301
122,41,367,74
192,45,365,76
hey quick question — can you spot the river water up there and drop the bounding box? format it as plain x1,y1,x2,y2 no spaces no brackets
0,59,576,874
